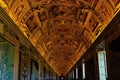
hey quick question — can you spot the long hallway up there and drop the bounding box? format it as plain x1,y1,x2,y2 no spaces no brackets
0,0,120,80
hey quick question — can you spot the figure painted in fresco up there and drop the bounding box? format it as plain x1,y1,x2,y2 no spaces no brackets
26,15,38,33
38,12,47,22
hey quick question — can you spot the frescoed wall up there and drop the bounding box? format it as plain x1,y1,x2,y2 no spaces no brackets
0,37,15,80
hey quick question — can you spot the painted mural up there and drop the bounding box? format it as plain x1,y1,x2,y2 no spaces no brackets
0,37,15,80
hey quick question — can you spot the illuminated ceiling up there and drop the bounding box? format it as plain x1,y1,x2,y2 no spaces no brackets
0,0,120,76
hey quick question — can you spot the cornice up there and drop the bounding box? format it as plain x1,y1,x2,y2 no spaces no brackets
0,6,30,48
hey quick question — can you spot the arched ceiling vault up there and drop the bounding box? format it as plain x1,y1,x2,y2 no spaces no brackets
0,0,120,76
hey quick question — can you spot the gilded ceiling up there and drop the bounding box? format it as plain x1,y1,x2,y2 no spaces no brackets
0,0,120,76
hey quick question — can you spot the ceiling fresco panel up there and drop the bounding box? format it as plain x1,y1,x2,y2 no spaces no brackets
95,0,114,24
10,0,30,22
85,13,100,33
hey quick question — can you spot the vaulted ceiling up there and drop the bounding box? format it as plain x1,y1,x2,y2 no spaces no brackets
0,0,120,76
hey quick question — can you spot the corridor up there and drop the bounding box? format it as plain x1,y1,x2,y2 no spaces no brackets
0,0,120,80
